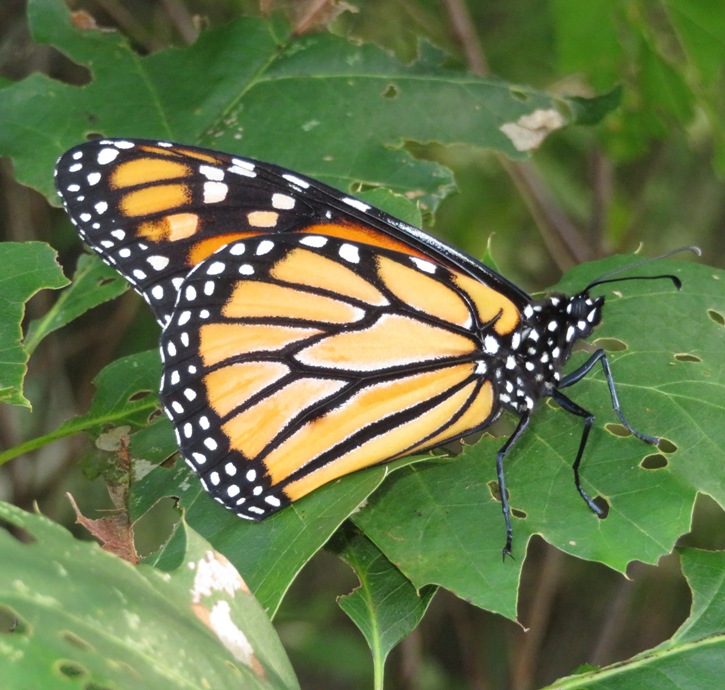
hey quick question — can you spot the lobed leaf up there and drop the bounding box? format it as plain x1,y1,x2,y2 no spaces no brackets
0,242,68,408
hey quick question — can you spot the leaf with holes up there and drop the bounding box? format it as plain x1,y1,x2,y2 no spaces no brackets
352,257,723,618
3,0,614,211
0,500,299,689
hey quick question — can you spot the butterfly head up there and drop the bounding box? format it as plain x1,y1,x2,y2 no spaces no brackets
513,247,698,399
519,293,604,386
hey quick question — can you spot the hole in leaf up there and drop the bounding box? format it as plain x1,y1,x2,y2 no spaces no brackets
604,423,631,438
592,496,609,518
592,337,627,352
674,353,702,363
657,437,678,454
545,397,558,411
0,517,36,544
61,630,94,652
641,454,668,470
488,416,516,438
487,479,506,504
0,606,29,634
381,83,399,99
57,661,86,679
708,309,725,326
512,508,527,519
128,389,152,402
98,276,117,286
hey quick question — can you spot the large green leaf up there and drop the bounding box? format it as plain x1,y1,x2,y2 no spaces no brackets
353,257,723,618
545,548,725,688
0,242,68,408
0,500,299,689
328,525,436,686
2,0,612,210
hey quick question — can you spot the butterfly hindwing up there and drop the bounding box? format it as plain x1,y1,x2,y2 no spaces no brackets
159,233,512,518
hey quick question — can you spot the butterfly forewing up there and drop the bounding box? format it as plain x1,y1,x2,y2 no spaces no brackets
159,233,506,518
55,139,530,327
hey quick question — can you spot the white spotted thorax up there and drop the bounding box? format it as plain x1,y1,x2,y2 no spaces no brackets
490,293,604,415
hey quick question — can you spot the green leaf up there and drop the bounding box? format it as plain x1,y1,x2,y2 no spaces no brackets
672,548,725,644
0,350,160,467
353,258,724,619
3,0,608,210
544,548,725,688
0,500,299,689
67,349,161,432
0,242,68,408
25,253,128,353
552,0,624,90
139,456,424,617
564,86,622,126
328,525,435,688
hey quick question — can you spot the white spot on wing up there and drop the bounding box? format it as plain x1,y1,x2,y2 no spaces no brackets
204,181,228,203
256,240,274,255
271,193,295,210
338,243,360,263
342,197,370,212
199,164,225,181
97,148,120,165
206,261,226,276
410,257,436,274
283,173,310,189
299,235,327,248
147,255,170,271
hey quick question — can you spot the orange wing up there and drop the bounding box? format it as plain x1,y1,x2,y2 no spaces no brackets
55,139,529,326
160,233,522,518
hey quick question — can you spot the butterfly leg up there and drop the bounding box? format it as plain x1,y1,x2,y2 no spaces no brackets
549,389,604,518
552,348,659,518
558,349,658,445
497,413,532,560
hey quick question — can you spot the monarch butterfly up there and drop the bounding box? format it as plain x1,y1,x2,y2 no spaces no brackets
55,138,682,555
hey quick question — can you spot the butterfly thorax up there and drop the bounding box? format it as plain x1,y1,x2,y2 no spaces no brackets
485,292,604,415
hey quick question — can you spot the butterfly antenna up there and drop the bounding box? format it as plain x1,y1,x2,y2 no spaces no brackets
584,245,701,293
